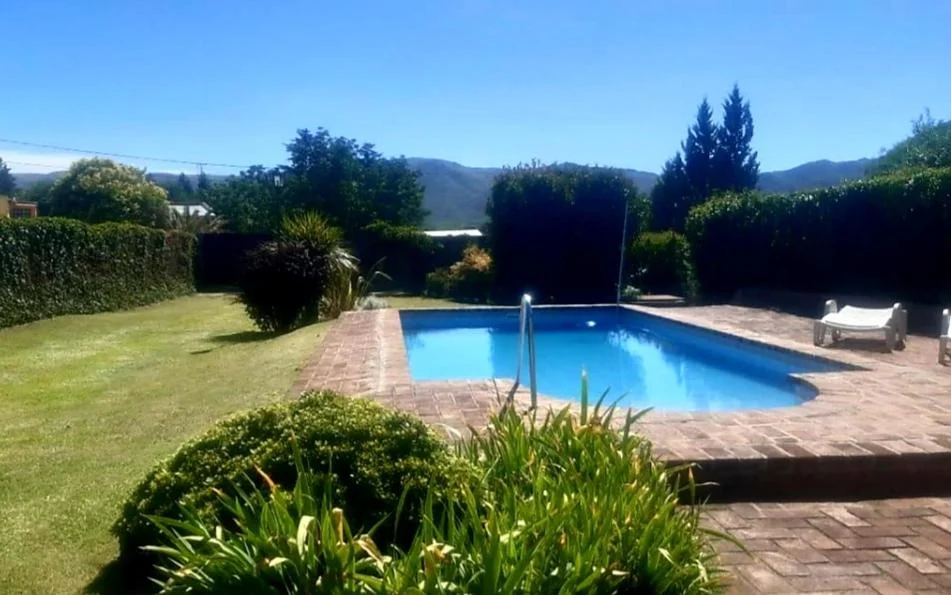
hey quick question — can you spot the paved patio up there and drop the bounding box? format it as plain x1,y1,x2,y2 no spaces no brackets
713,498,951,594
291,304,951,593
293,304,951,500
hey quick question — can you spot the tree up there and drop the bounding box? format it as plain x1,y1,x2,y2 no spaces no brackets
177,173,195,195
197,171,212,191
713,84,759,192
48,158,170,227
682,98,719,203
15,179,54,214
650,152,690,231
873,109,951,174
201,166,284,233
281,128,427,238
0,157,16,196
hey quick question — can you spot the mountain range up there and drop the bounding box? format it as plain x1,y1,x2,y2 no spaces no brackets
12,157,876,229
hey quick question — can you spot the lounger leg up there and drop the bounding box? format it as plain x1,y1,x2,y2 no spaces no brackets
831,329,841,343
941,337,949,364
814,321,825,346
885,328,896,352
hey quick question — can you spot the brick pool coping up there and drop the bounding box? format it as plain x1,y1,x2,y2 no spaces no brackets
292,305,951,501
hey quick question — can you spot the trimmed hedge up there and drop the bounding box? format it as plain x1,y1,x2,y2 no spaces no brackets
113,391,462,572
685,167,951,302
487,164,649,303
353,222,436,293
0,218,195,328
629,230,697,299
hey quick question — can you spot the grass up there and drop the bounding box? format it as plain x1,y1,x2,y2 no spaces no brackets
0,293,330,594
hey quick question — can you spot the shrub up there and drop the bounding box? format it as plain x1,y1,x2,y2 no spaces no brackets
685,167,951,302
236,213,351,331
237,240,331,332
629,230,697,299
114,391,461,573
145,379,728,594
425,245,493,302
486,163,650,303
0,218,195,328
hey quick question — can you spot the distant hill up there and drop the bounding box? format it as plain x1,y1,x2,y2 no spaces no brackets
408,157,876,229
12,157,876,229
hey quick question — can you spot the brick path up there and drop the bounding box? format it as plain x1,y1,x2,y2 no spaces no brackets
711,498,951,594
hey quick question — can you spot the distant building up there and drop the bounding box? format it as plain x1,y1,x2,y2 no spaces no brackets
169,202,213,217
0,197,39,219
422,228,483,239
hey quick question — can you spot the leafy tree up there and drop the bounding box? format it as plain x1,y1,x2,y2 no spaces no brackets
0,157,16,196
48,158,170,227
486,163,649,302
874,109,951,174
713,84,759,192
201,166,284,233
281,128,427,238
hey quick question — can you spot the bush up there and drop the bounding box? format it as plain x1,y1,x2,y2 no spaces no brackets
114,391,461,573
486,163,650,303
425,245,493,302
145,380,727,594
629,230,697,299
0,218,195,328
686,167,951,302
237,240,331,332
237,213,351,332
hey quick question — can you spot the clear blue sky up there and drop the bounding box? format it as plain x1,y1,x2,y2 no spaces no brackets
3,0,950,176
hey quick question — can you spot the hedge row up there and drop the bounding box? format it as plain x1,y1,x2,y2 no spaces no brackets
0,218,196,328
685,167,951,302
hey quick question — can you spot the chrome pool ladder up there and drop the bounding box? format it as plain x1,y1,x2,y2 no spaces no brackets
507,293,538,408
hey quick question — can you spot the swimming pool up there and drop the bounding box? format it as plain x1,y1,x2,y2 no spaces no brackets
400,306,847,412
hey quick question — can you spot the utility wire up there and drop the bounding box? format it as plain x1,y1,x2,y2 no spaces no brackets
0,138,253,170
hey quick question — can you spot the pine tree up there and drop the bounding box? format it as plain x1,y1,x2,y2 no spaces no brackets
713,84,759,191
650,153,690,231
197,171,212,191
682,98,718,202
177,172,195,195
0,158,18,196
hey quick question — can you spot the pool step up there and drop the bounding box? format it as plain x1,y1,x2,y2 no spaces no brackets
669,451,951,503
631,295,686,307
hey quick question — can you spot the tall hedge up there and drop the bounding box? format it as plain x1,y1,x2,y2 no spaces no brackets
685,167,951,302
0,218,196,328
486,164,649,303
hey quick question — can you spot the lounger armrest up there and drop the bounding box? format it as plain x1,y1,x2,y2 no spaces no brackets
823,299,838,316
942,309,950,338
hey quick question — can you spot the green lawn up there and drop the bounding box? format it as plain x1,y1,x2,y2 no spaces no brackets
0,294,330,594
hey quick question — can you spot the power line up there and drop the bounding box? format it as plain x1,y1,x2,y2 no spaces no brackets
0,138,254,170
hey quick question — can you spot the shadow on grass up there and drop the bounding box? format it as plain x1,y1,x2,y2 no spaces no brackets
210,330,278,344
85,558,149,595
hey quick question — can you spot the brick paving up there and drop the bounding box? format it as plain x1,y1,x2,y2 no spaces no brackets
711,498,951,594
293,304,951,593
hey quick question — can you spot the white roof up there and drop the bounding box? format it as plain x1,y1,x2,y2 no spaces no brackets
423,229,483,238
170,204,212,217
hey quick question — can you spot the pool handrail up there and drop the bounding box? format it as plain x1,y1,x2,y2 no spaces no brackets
507,293,538,408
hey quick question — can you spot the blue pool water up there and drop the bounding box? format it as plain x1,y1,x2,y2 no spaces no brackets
400,307,847,412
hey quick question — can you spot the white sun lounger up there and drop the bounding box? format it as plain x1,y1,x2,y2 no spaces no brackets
813,300,907,351
940,309,950,364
